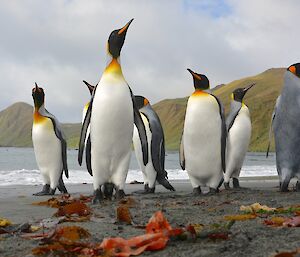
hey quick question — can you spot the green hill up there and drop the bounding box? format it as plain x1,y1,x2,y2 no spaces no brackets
0,102,81,148
0,67,284,151
153,67,285,151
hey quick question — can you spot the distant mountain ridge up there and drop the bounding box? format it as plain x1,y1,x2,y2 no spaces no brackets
0,102,81,148
0,67,285,151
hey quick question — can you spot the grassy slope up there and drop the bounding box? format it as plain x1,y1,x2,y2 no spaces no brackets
153,68,285,151
0,68,284,150
0,102,81,148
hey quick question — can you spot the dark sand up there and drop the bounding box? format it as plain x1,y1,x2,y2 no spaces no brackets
0,177,299,257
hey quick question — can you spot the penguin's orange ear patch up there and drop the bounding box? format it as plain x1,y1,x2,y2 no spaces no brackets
144,98,149,106
192,72,202,80
289,65,296,74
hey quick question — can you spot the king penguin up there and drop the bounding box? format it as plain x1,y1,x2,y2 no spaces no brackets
132,96,175,193
224,84,255,189
32,83,68,195
81,80,115,198
271,63,300,192
78,19,148,203
180,69,226,195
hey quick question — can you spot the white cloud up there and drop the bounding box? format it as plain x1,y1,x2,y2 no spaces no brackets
0,0,299,122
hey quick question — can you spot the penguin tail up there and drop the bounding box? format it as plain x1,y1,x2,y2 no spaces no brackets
156,171,175,191
57,175,68,194
266,143,270,158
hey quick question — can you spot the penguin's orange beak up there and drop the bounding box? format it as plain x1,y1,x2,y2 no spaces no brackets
118,19,134,35
289,65,296,74
34,82,41,93
187,69,202,81
243,83,255,93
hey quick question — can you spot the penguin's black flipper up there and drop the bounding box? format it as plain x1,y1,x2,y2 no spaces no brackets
57,175,68,194
83,80,95,95
128,87,148,165
226,101,242,132
179,132,185,170
139,105,174,190
156,170,175,191
86,135,93,176
210,94,227,173
266,96,280,158
43,110,69,179
140,106,164,174
78,85,97,166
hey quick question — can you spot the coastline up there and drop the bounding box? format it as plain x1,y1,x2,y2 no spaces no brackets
0,178,299,257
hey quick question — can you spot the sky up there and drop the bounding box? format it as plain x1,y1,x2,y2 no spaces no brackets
0,0,299,122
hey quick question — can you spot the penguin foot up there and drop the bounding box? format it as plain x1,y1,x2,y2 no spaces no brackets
224,182,231,190
134,184,155,194
33,184,50,196
49,188,56,195
205,187,219,196
191,186,202,196
103,183,114,200
115,189,126,200
232,178,240,189
57,177,68,194
92,188,104,204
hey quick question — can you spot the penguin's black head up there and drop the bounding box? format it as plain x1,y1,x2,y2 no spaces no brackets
232,83,255,102
32,82,45,109
83,80,95,95
287,63,300,78
134,95,150,110
107,19,134,58
187,69,210,90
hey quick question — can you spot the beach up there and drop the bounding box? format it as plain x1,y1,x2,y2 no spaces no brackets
0,177,299,257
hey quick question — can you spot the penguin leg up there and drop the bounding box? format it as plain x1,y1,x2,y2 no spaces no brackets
192,186,202,196
206,172,222,194
49,188,56,195
280,169,292,192
205,187,219,196
115,187,126,200
93,186,104,204
57,174,68,194
111,151,131,198
223,172,231,190
224,182,231,190
49,167,62,195
296,181,300,192
33,184,50,196
146,165,156,193
103,183,114,200
232,178,241,189
189,174,202,195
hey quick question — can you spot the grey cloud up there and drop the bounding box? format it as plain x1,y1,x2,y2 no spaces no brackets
0,0,299,122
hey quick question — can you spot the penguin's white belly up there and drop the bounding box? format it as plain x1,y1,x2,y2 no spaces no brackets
183,96,222,182
32,119,62,177
133,114,156,186
91,83,133,179
226,107,251,178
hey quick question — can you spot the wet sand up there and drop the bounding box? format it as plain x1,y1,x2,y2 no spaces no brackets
0,177,299,257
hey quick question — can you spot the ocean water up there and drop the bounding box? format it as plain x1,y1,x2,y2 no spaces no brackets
0,148,277,186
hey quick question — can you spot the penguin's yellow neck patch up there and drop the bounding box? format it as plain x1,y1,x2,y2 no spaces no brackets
191,90,208,97
104,58,123,77
84,102,90,111
33,110,47,124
